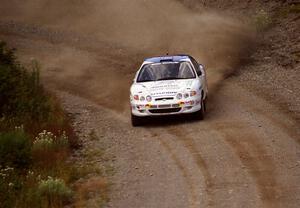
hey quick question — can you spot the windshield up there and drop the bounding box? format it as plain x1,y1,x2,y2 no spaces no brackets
137,62,195,82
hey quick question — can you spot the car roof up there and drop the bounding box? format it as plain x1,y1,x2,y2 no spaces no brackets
144,55,192,63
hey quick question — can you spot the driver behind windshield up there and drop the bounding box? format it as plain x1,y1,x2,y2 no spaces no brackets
138,62,195,82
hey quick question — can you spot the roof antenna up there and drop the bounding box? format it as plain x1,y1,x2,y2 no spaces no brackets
166,52,169,56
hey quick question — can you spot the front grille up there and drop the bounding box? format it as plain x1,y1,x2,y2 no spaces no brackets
149,108,181,114
155,97,174,101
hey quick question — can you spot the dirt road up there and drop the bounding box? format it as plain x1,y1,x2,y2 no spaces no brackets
0,2,299,207
57,78,300,208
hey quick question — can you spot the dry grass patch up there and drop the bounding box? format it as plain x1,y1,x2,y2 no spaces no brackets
75,176,109,208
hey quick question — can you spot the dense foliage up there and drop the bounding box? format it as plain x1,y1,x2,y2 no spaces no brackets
0,130,32,169
0,41,52,127
0,42,77,208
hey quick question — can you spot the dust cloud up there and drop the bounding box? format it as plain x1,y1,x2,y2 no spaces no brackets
0,0,255,110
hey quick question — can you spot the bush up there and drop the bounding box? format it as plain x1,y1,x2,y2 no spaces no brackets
0,41,52,126
37,176,72,207
0,166,20,208
56,131,69,149
0,130,32,170
33,130,55,151
33,130,69,152
0,129,73,208
0,41,77,208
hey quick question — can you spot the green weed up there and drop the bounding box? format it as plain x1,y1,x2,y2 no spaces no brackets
0,41,78,207
0,131,32,170
276,4,300,18
37,176,72,207
253,9,272,31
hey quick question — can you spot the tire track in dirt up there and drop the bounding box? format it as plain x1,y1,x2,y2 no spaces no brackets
150,132,199,208
114,112,202,208
0,22,203,207
57,92,193,208
166,126,215,207
1,18,299,208
212,122,279,208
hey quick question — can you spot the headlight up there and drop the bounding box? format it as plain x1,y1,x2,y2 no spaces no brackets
190,91,197,96
133,95,139,100
146,95,152,102
184,93,189,98
140,96,145,101
176,93,183,99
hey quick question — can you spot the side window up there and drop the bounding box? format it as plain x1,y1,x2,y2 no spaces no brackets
190,58,202,76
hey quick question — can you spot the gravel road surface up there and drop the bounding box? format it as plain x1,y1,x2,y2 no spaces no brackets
0,14,299,208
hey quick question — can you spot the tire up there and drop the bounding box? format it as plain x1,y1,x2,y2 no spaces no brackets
131,114,143,126
203,98,207,112
194,98,205,120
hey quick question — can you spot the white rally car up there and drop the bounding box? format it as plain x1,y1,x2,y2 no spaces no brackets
130,55,208,126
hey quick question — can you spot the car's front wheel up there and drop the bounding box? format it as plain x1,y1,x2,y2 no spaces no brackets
194,98,206,120
131,114,143,126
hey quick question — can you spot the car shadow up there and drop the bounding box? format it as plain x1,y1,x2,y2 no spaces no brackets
140,113,202,127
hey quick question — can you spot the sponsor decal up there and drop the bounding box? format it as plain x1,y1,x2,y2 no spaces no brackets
151,91,177,96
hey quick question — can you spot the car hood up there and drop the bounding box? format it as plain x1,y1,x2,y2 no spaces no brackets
131,79,196,96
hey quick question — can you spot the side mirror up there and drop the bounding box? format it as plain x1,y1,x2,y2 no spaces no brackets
197,64,205,77
199,64,204,70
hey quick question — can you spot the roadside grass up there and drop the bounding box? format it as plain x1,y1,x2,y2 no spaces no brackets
75,176,109,208
0,41,110,208
0,129,75,208
253,9,272,32
0,41,79,208
274,3,300,18
253,4,300,32
71,131,111,208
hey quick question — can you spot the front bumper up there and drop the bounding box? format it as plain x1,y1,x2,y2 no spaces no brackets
131,99,202,117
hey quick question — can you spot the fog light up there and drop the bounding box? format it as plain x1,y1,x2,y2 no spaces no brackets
176,93,183,99
146,95,152,102
190,91,197,96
